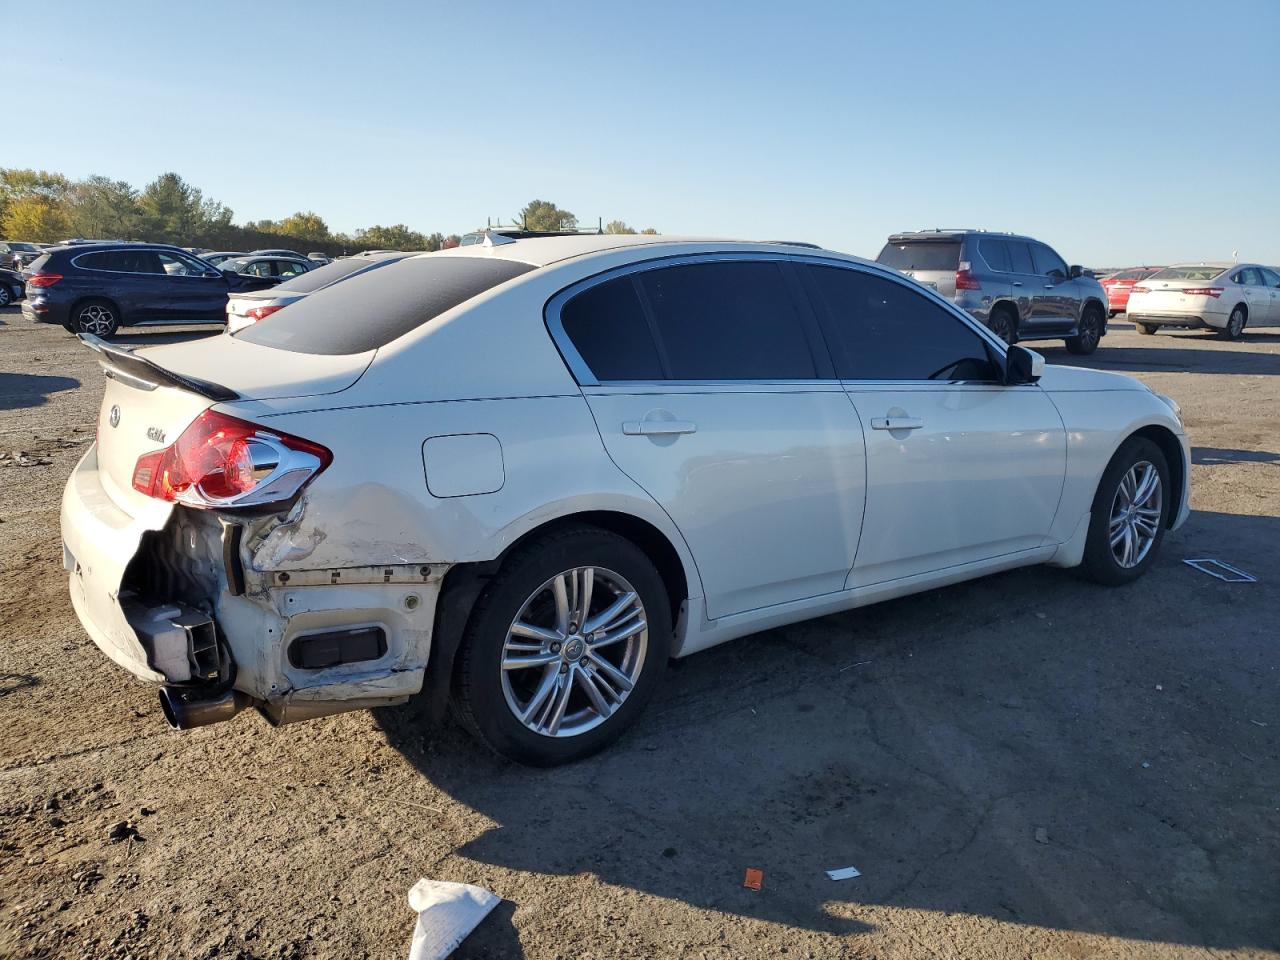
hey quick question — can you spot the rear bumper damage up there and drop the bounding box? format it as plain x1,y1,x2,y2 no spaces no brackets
62,445,447,729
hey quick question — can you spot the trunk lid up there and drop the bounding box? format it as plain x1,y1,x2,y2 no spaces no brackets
83,334,372,516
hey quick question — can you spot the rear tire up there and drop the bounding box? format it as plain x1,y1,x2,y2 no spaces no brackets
1065,304,1103,355
72,298,120,338
1135,322,1158,336
1080,437,1170,586
453,525,671,766
1218,306,1246,340
986,305,1017,345
0,285,11,307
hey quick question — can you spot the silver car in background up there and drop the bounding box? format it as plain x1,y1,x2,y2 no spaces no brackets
225,251,415,333
877,229,1110,354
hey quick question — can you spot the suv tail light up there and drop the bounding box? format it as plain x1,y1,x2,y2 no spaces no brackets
132,410,332,509
27,273,63,287
244,304,283,323
1181,287,1223,298
955,261,981,290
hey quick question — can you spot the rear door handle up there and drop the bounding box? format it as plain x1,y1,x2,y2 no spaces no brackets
1012,281,1023,287
871,417,924,431
622,420,697,436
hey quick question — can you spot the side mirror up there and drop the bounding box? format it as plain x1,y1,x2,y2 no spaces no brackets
1069,264,1084,279
1004,345,1045,385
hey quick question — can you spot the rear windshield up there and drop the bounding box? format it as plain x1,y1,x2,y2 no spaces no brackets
25,254,51,274
876,241,961,272
237,255,536,354
270,255,405,294
1147,266,1227,282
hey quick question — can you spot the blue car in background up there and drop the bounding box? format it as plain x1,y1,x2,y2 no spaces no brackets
21,243,279,337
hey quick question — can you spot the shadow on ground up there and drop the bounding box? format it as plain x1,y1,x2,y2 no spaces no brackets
1038,340,1280,376
378,511,1280,952
0,372,81,410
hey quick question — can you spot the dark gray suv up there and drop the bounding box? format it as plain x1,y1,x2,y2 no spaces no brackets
876,230,1109,354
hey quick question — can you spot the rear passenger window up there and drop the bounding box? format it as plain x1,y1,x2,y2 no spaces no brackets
1007,242,1034,274
636,261,818,380
559,276,664,381
803,266,1000,382
978,239,1010,272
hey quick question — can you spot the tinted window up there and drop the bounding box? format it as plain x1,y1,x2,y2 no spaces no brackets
1007,241,1034,274
157,251,206,276
978,238,1010,272
76,251,131,272
238,255,535,354
635,260,818,380
272,255,404,294
1031,244,1068,277
560,276,663,381
804,265,999,381
276,260,308,277
875,241,961,272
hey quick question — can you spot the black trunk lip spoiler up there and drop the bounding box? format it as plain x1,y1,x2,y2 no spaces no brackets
79,333,240,402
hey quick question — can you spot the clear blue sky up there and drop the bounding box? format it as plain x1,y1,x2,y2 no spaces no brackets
5,0,1278,265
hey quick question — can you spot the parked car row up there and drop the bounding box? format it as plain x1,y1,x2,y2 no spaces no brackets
1125,263,1280,339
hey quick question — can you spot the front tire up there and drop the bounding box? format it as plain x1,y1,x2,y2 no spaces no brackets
1066,304,1103,355
453,525,671,766
1136,322,1158,336
1218,306,1246,340
72,298,120,338
1080,437,1170,586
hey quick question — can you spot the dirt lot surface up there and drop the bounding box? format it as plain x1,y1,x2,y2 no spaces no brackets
1,307,1277,960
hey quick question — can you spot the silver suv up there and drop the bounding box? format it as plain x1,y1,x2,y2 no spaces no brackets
877,230,1109,354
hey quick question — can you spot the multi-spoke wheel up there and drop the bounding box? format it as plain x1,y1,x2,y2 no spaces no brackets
73,299,120,338
1066,304,1103,355
1081,437,1170,585
1218,306,1246,341
454,525,671,765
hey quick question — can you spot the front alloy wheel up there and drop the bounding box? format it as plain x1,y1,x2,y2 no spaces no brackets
1107,461,1163,569
1080,437,1170,585
501,566,648,738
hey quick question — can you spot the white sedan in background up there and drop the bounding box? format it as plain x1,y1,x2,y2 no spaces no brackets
1127,262,1280,339
62,235,1190,766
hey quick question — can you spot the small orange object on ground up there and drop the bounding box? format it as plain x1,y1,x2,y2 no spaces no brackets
743,868,764,891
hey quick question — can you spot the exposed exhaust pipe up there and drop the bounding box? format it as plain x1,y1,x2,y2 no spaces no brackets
159,686,252,730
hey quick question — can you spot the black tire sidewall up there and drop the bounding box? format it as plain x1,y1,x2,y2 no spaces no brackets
989,307,1016,345
1081,437,1170,585
1066,305,1102,354
1221,308,1245,340
0,285,11,307
1136,323,1157,336
456,528,672,766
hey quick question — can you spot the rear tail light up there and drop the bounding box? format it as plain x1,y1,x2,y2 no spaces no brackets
1131,286,1150,294
955,261,981,290
132,410,331,508
244,304,283,323
1181,287,1223,298
26,272,63,287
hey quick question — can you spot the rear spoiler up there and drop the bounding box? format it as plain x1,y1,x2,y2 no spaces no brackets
79,334,240,402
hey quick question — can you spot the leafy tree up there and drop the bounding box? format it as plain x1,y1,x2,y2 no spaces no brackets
353,223,427,250
1,168,72,233
604,220,637,235
278,211,331,244
137,172,231,244
67,176,141,240
423,232,445,252
640,227,658,235
1,196,72,242
519,199,576,232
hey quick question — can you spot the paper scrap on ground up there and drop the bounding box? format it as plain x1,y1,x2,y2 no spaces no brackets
743,868,764,890
406,879,500,960
1183,558,1257,583
826,866,861,881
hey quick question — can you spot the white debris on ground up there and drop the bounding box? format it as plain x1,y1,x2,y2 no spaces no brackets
405,879,500,960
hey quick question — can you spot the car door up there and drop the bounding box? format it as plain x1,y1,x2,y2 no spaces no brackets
156,250,227,320
1235,267,1270,322
550,255,867,620
1005,239,1040,329
1029,242,1077,328
798,262,1067,587
1259,268,1280,322
116,249,171,320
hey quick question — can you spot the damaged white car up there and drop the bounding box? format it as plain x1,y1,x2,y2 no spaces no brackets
62,235,1190,765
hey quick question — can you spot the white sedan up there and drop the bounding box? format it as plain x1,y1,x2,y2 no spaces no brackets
62,235,1189,765
1127,262,1280,339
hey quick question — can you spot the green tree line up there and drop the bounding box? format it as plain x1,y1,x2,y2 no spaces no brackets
0,170,657,255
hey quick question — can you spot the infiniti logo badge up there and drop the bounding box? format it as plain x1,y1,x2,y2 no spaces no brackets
108,405,121,428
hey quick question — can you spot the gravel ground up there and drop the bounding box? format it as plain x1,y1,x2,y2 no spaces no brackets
1,307,1277,960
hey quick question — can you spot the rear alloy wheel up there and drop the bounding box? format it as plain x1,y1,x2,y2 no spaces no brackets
1219,306,1246,341
987,306,1017,345
73,299,120,338
0,285,11,307
454,526,671,765
1066,304,1102,355
1080,437,1169,585
1136,323,1158,336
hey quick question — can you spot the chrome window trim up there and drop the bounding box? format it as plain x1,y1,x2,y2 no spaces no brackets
545,249,1014,389
70,246,221,279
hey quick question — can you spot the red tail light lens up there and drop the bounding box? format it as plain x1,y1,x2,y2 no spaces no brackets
1181,287,1223,298
1131,286,1150,294
955,261,981,290
132,410,331,508
244,304,283,322
27,273,63,287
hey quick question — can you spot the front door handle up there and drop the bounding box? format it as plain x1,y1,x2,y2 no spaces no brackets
622,420,697,436
871,416,924,431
